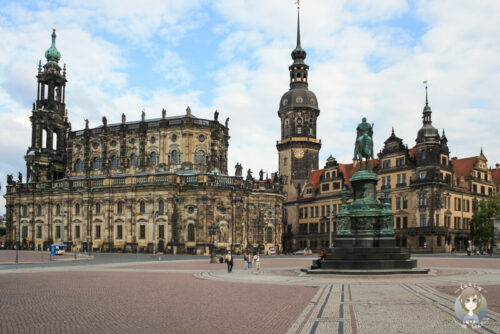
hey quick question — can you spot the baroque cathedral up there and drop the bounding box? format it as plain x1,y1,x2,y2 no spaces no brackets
4,28,283,255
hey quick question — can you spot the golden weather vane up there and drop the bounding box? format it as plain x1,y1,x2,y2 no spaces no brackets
295,0,300,9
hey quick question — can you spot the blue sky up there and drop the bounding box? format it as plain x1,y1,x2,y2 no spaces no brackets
0,0,499,214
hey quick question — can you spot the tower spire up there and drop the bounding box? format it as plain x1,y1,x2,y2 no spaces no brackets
424,80,429,106
289,1,308,88
45,28,61,64
296,2,301,49
422,80,432,124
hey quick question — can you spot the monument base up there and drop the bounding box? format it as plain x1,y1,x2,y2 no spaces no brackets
308,236,427,274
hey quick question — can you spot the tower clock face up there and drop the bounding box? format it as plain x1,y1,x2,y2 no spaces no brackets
294,149,305,159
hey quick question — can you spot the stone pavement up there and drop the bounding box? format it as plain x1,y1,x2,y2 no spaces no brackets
0,256,499,333
0,250,92,264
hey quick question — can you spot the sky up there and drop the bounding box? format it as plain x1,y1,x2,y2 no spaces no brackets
0,0,499,215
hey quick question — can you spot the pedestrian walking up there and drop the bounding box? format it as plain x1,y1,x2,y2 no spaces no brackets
243,251,249,269
225,250,233,272
253,252,260,275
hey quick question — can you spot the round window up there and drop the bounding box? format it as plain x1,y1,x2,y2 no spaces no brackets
76,144,82,151
130,138,136,145
198,134,205,142
92,142,99,149
188,206,195,214
171,134,177,142
310,98,316,105
282,98,288,106
151,136,155,144
297,118,302,125
110,140,116,147
296,96,303,103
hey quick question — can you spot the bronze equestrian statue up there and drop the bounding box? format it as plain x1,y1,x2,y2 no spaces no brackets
354,117,374,170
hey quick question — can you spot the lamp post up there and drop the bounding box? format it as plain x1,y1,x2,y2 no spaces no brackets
74,238,78,261
208,224,219,263
329,199,333,248
15,234,19,264
152,209,158,258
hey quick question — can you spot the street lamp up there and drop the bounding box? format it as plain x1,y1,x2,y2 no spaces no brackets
152,209,158,258
208,224,219,263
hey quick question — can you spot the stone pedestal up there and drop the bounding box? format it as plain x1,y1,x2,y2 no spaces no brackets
308,169,422,274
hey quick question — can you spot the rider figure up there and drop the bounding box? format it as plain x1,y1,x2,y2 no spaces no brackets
354,117,374,169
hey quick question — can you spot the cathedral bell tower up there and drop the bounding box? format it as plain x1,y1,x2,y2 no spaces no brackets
277,6,321,203
25,28,70,182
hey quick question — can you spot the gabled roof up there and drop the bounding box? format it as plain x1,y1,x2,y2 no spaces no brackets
452,157,478,180
490,168,500,188
308,169,324,192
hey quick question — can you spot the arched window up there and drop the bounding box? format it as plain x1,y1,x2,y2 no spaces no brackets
130,154,138,168
158,200,164,215
75,203,80,215
56,204,61,216
110,155,118,170
140,200,145,214
117,201,123,214
92,157,101,171
75,159,83,172
42,129,47,148
37,204,42,216
266,227,273,243
96,202,101,215
196,150,205,164
171,150,179,164
150,152,157,166
187,224,195,242
53,132,58,150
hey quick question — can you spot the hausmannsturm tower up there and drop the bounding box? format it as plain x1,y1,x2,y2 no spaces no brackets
277,7,321,234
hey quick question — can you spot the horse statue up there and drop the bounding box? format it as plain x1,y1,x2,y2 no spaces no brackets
354,117,374,170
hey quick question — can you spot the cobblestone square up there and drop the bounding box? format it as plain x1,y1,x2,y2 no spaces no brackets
0,253,499,333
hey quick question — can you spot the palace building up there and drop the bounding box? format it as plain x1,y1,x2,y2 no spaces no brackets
278,10,498,253
4,29,283,255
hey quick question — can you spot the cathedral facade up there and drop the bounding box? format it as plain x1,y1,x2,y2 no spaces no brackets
4,29,283,255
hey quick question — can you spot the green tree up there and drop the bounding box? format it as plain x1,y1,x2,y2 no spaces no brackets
471,192,500,246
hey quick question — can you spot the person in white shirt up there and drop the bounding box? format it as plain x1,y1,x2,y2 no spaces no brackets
253,252,261,275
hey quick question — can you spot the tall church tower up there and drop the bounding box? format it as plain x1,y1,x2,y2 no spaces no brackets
25,28,70,182
277,7,321,203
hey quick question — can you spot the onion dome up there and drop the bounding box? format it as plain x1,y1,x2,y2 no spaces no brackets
45,28,61,64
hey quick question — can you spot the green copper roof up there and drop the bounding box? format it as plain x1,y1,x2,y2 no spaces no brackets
45,28,61,64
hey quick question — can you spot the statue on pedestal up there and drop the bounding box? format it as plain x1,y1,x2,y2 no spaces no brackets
354,117,374,169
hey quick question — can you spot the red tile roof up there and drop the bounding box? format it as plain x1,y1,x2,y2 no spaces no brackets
491,168,500,188
308,169,324,192
408,147,416,159
452,157,478,180
339,159,379,186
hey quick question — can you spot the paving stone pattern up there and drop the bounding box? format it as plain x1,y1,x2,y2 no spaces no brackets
0,256,499,333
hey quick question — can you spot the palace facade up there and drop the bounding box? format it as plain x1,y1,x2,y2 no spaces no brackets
278,10,498,253
4,29,283,255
